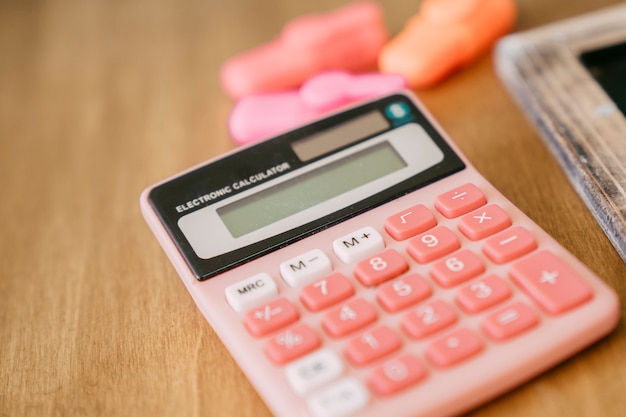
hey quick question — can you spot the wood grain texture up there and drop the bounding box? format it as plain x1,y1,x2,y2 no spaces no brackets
0,1,624,417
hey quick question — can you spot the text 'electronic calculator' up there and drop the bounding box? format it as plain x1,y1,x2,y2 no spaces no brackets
140,92,619,417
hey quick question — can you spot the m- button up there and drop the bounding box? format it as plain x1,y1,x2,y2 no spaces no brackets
280,249,332,288
225,272,278,312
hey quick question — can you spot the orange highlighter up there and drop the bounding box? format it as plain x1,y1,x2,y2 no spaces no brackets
379,0,517,88
220,1,388,99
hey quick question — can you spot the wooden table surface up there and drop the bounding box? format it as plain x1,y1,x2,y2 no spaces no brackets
1,0,625,416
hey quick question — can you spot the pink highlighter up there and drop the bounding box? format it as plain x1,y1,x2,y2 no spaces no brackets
220,1,389,99
379,0,517,88
228,71,407,145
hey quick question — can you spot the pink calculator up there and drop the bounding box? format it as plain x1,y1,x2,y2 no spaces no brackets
140,92,619,417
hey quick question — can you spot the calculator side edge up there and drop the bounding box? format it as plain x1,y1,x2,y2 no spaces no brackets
140,185,201,288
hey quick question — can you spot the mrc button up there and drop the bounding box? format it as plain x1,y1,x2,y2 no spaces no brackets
225,273,278,312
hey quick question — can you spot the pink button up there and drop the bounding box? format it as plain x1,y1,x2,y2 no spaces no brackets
322,298,378,338
407,226,461,264
431,250,485,288
425,328,484,368
455,275,512,314
435,183,486,218
264,323,321,365
377,274,432,312
385,204,437,240
368,353,427,396
300,273,355,312
482,302,540,341
458,204,512,241
344,325,402,366
509,251,593,314
401,299,457,339
244,297,300,337
483,225,537,264
354,249,409,287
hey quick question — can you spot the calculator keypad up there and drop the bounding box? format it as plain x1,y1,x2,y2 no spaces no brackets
224,182,599,416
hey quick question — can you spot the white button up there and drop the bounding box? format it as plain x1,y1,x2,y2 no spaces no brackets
280,249,332,288
285,348,343,396
307,377,369,417
332,226,384,264
224,273,277,312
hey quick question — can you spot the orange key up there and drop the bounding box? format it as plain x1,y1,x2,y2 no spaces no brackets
455,275,512,314
483,226,538,263
354,249,409,287
482,302,540,341
435,183,487,219
385,203,437,240
379,0,517,88
300,273,355,312
431,250,485,287
377,274,432,312
458,204,512,241
322,298,378,338
368,353,428,396
509,251,593,315
401,299,457,339
265,324,321,365
407,226,461,263
426,327,484,368
344,325,402,366
245,297,300,337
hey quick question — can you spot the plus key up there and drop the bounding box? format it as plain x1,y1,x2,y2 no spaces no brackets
510,251,593,314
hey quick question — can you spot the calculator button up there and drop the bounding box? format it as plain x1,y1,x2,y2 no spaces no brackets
344,325,402,366
225,272,278,313
482,302,540,341
264,323,321,365
244,297,299,337
431,250,485,288
322,298,378,338
385,204,437,240
285,348,344,396
333,226,384,264
377,274,432,312
307,377,369,417
280,249,332,288
435,183,487,218
300,273,354,312
407,226,461,263
455,275,512,314
401,299,458,339
368,353,428,396
426,328,484,368
458,204,512,241
509,251,593,314
407,226,461,264
483,226,538,264
354,249,408,287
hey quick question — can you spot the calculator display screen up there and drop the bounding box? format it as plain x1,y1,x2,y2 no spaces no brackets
148,94,466,280
218,142,407,238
